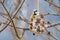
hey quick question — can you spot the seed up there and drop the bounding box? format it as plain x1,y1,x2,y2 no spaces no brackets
33,33,35,35
37,28,40,32
48,32,50,35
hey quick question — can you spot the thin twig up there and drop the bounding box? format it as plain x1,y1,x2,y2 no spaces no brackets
0,12,30,24
54,27,60,32
1,12,60,25
1,12,60,28
43,24,57,40
1,21,60,40
47,32,57,40
40,13,60,16
3,0,5,3
2,22,29,30
48,22,60,28
12,0,21,14
3,21,60,31
1,2,20,39
20,29,25,39
0,0,25,39
0,0,25,32
0,12,60,20
0,12,20,20
45,1,60,9
19,16,30,24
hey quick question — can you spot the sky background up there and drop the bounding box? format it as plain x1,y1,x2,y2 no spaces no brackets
0,0,60,40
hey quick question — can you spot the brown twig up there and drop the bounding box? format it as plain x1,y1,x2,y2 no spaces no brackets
0,0,25,39
0,12,60,20
1,20,60,40
45,1,60,9
44,13,60,16
42,24,57,40
19,16,30,24
0,11,20,20
20,29,25,39
1,2,20,39
47,32,57,40
0,0,25,32
1,22,29,31
12,0,21,14
0,12,30,24
48,22,60,28
2,22,29,30
54,27,60,32
1,12,60,28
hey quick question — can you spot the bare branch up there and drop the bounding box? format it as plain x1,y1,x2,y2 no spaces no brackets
0,0,25,32
1,11,60,27
45,0,60,9
19,16,30,24
43,27,57,40
2,22,29,30
45,30,57,40
1,2,20,39
20,29,25,40
1,20,60,40
0,12,30,25
0,0,25,39
41,13,60,16
48,22,60,28
2,0,5,3
1,12,60,20
47,13,60,16
12,0,21,14
47,32,57,40
54,27,60,32
0,12,20,20
1,12,60,25
0,12,30,24
59,0,60,2
0,21,2,25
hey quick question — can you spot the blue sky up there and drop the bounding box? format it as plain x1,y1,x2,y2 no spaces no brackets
0,0,60,40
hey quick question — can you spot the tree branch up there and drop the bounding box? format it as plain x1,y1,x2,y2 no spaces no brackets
12,0,21,14
0,0,25,32
0,12,30,24
48,22,60,28
0,0,25,39
45,0,60,9
1,1,20,39
2,22,29,30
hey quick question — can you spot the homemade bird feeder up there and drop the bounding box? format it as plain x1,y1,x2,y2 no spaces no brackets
29,13,49,35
